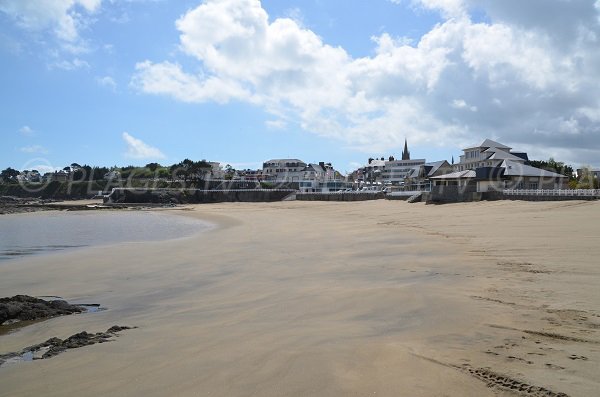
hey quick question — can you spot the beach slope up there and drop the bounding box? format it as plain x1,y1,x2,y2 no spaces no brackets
0,200,598,396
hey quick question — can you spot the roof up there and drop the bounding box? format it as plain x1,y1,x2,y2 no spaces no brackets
304,163,325,173
431,170,476,179
366,159,386,167
464,138,512,151
405,166,421,178
502,160,568,178
264,159,305,164
480,139,511,150
486,150,526,162
423,160,450,176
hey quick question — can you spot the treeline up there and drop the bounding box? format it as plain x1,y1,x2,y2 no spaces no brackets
527,158,599,189
527,158,574,179
0,159,216,184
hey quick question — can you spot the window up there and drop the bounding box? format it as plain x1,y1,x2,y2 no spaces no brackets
529,182,538,189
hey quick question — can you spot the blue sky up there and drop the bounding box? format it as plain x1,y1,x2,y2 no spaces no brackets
2,0,599,174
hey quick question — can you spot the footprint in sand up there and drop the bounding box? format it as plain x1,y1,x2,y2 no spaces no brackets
568,354,588,361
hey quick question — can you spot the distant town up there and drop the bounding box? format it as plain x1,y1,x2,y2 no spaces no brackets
1,139,599,197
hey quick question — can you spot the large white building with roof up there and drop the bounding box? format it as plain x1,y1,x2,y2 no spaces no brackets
433,139,568,191
262,159,307,182
453,139,529,172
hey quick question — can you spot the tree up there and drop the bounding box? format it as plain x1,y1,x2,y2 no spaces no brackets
72,164,92,181
146,162,161,172
528,158,575,179
224,164,235,180
576,166,600,189
1,167,20,183
93,167,110,180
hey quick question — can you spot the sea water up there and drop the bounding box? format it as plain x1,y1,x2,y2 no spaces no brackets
0,210,211,261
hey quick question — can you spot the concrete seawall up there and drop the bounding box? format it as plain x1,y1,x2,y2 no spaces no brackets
296,192,384,201
106,188,296,204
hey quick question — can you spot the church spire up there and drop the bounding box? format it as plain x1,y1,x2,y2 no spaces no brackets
402,138,410,160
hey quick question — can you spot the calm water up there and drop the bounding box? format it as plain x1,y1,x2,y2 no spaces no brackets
0,210,211,261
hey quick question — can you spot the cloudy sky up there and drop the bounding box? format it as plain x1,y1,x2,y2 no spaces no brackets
2,0,599,173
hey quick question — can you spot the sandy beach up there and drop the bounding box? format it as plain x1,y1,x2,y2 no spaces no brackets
0,200,599,396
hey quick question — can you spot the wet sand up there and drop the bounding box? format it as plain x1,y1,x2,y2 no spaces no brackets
0,200,598,396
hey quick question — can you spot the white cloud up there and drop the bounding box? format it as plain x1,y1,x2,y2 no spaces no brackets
132,0,600,164
132,61,251,104
96,75,117,90
49,57,90,70
19,125,35,136
19,145,48,154
412,0,466,18
451,99,477,112
122,132,165,160
265,119,287,130
0,0,101,44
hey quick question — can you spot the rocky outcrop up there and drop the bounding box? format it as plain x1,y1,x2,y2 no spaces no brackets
0,326,135,366
0,295,84,325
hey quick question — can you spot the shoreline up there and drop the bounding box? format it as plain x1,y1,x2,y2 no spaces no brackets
0,206,215,263
0,200,598,396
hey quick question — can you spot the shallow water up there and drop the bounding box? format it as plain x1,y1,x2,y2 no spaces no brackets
0,210,211,261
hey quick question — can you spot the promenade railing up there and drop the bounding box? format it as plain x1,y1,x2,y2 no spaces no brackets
502,189,600,197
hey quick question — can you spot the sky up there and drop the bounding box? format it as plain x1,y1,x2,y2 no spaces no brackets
1,0,599,174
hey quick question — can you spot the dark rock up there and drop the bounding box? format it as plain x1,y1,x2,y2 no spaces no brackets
107,325,132,333
0,326,135,365
0,295,84,325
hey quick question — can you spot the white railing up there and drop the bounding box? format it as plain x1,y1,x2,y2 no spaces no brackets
387,191,424,197
296,190,382,195
502,189,600,197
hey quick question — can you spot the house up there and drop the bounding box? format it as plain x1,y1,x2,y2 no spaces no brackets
452,139,529,172
262,159,307,182
298,162,349,192
208,162,224,179
403,160,453,191
577,168,600,180
383,158,427,185
17,170,42,183
103,170,121,180
361,140,428,186
43,170,70,182
432,139,568,191
358,158,387,184
235,169,260,181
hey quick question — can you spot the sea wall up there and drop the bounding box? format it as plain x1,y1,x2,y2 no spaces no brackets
0,181,107,200
425,185,479,204
296,192,384,201
106,188,296,204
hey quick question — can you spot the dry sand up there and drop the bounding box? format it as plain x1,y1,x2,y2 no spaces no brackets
0,200,599,396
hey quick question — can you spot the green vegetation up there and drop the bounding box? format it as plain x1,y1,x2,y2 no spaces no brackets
528,158,575,179
0,167,19,183
571,166,599,189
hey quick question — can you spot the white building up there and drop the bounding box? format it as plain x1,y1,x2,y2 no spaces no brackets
262,159,307,182
433,139,568,191
298,162,349,192
452,139,529,172
208,162,224,179
382,158,426,185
